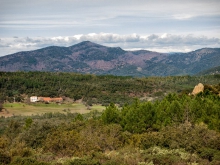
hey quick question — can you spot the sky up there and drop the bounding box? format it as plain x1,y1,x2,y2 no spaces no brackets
0,0,220,56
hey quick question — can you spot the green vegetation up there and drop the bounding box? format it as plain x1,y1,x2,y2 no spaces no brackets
0,71,219,106
0,84,220,164
2,103,104,117
197,65,220,75
0,72,220,164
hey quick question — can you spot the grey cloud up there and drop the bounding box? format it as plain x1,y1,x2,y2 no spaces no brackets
142,34,219,46
1,0,220,39
2,0,220,15
0,0,219,56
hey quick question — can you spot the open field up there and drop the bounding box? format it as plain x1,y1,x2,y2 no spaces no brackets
0,102,105,117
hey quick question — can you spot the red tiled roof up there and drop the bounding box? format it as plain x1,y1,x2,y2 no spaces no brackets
43,97,52,101
38,97,63,102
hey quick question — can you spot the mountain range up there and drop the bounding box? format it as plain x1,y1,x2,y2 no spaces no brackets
0,41,219,76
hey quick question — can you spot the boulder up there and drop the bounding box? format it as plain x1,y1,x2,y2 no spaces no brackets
192,83,204,95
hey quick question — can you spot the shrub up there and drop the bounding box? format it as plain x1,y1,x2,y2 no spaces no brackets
9,156,50,165
64,157,100,165
0,152,11,164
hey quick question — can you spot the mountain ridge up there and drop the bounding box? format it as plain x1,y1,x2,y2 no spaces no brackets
0,41,219,76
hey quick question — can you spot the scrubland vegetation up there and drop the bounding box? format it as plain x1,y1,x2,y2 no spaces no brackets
0,72,220,164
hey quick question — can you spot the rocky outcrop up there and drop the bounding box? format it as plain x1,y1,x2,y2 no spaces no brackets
192,83,204,95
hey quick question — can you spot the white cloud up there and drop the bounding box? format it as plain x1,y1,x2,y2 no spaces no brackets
0,33,219,56
172,14,194,20
0,0,219,57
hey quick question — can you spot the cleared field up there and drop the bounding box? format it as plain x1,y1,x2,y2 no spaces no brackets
1,102,105,117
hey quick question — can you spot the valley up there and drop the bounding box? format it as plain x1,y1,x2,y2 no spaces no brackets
0,43,220,165
1,0,220,164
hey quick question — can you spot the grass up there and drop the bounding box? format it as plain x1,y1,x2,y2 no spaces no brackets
1,102,105,117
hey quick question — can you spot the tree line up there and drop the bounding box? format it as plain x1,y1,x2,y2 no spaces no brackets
0,71,219,105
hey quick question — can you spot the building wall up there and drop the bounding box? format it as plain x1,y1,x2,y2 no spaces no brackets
30,96,38,102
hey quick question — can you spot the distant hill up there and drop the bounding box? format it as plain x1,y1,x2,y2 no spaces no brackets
197,66,220,75
0,41,220,76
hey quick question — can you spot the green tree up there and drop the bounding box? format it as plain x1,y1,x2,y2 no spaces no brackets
0,101,3,112
101,103,120,124
122,99,154,133
24,118,33,130
168,100,183,123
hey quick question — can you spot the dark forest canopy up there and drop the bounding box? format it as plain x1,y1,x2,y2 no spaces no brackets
0,71,219,105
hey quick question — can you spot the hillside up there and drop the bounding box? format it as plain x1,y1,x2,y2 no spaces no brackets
197,65,220,75
0,41,220,76
0,71,220,106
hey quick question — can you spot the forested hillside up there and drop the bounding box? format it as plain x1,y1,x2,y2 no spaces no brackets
0,71,220,105
197,66,220,75
0,89,220,164
0,41,219,76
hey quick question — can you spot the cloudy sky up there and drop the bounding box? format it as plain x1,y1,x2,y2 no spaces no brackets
0,0,220,56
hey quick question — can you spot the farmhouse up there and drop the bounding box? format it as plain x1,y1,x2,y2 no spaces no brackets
30,96,63,103
30,96,38,102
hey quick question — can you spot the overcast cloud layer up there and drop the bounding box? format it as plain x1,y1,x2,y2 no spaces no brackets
0,0,220,56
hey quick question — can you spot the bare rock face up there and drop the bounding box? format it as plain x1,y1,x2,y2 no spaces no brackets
192,83,204,95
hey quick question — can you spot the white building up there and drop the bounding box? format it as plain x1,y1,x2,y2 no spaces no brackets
30,96,38,102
